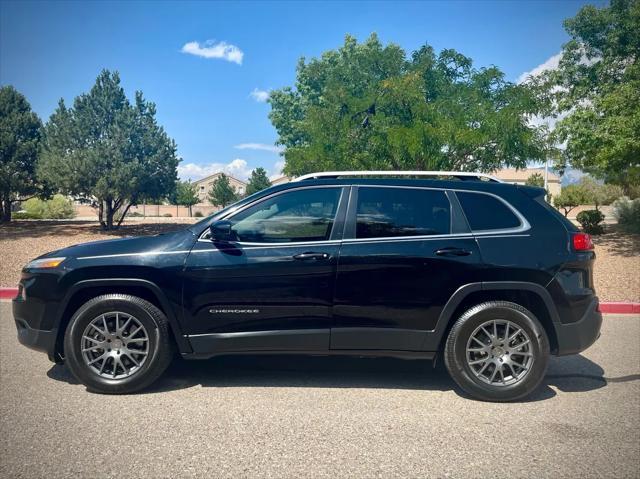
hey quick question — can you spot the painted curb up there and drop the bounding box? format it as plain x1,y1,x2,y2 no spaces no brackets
1,286,639,313
0,287,18,300
599,302,640,314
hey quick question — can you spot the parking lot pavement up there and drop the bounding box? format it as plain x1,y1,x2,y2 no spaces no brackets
1,303,639,479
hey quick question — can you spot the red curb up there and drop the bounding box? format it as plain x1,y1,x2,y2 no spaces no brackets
599,302,640,314
0,287,18,300
1,285,639,313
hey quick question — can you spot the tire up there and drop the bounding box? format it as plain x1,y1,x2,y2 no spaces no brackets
63,294,174,394
444,301,549,402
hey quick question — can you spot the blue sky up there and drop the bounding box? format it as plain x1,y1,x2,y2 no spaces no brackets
0,0,600,181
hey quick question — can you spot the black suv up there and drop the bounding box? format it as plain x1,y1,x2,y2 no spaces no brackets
12,172,602,401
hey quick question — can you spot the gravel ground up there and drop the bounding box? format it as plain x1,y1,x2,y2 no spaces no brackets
1,302,639,478
1,220,639,302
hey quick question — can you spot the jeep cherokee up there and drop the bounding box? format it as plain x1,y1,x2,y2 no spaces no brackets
12,171,602,401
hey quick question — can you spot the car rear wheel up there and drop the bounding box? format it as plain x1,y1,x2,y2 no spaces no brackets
444,301,549,402
64,294,174,394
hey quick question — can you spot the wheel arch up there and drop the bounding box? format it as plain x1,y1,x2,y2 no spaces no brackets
53,279,191,362
426,282,560,354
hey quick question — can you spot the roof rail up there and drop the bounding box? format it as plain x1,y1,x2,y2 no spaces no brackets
295,170,503,183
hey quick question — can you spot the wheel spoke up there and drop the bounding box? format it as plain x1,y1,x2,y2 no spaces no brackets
87,353,107,366
468,358,487,366
124,351,140,367
120,316,132,335
512,339,531,350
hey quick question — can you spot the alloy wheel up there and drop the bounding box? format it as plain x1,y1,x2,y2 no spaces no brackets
81,311,150,379
465,319,534,387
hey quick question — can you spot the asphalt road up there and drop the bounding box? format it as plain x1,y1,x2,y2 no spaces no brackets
1,303,639,478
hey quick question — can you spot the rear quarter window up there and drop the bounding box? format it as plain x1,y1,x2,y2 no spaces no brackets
456,191,521,231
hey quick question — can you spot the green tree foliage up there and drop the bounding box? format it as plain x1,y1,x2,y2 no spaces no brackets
578,177,624,210
269,34,547,176
39,70,179,229
207,174,238,207
0,86,44,222
554,184,589,217
246,167,271,195
525,172,545,187
538,0,640,192
173,180,199,216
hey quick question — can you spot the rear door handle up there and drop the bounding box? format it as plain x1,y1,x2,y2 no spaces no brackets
293,252,331,261
435,247,472,257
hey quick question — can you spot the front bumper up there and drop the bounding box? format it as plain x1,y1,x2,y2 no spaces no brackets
13,297,59,363
553,297,602,356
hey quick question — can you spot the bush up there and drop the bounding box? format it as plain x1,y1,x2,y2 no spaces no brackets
162,213,173,217
128,211,144,217
193,211,204,217
22,195,75,219
577,209,605,234
612,196,640,233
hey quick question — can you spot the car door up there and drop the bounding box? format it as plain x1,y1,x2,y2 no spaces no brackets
182,185,347,355
331,185,481,351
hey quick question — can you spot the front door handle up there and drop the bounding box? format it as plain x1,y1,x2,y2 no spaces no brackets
293,252,331,261
435,247,472,257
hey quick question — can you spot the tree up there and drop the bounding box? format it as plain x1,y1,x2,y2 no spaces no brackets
0,86,44,222
554,184,588,216
578,176,624,210
207,174,238,207
538,0,640,193
246,167,271,195
269,34,547,176
39,70,179,229
173,180,199,216
525,172,545,187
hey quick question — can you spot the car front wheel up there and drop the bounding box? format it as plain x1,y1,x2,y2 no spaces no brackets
63,294,174,394
444,301,550,402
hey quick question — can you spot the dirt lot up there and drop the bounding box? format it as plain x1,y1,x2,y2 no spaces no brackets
1,219,639,302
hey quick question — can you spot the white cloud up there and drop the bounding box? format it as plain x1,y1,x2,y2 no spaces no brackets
181,40,244,65
178,158,252,181
517,52,562,84
269,160,286,181
250,88,270,102
234,143,284,153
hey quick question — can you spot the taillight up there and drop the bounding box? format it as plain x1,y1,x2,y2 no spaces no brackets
572,232,594,251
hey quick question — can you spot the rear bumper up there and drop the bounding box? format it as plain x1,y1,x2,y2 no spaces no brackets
13,298,59,363
553,298,602,356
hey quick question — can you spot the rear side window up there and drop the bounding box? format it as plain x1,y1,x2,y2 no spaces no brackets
457,191,521,231
356,187,451,239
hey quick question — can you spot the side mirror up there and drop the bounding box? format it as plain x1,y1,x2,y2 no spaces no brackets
209,220,234,242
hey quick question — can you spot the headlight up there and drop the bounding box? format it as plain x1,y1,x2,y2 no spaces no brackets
25,257,66,269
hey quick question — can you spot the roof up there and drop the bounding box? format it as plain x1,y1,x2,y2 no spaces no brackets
493,168,560,182
192,172,247,186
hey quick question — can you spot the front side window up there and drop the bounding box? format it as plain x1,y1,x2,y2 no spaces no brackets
356,187,451,239
228,187,342,243
456,191,522,231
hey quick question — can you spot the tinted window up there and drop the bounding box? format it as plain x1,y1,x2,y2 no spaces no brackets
457,191,521,231
229,188,342,243
356,187,451,239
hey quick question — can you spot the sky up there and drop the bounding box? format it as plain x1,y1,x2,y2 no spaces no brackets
0,0,602,182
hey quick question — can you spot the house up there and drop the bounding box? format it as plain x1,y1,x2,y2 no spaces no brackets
193,173,247,205
270,175,292,186
493,168,561,197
